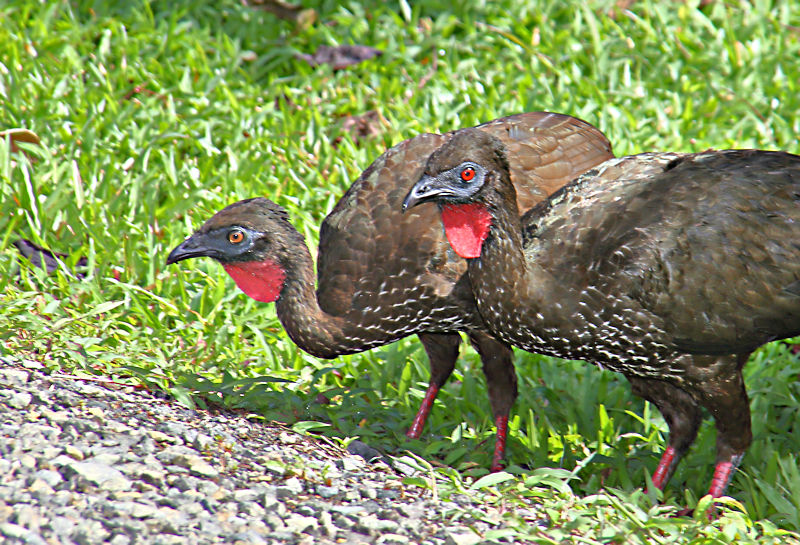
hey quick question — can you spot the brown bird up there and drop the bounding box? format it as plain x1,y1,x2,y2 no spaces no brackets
403,128,800,497
166,112,613,470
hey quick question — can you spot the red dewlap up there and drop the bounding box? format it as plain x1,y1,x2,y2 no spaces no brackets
441,203,492,258
223,259,286,303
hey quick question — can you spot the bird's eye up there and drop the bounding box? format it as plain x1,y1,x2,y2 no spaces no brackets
460,167,476,182
227,230,244,244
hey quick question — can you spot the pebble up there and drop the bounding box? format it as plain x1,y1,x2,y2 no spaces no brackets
0,361,534,544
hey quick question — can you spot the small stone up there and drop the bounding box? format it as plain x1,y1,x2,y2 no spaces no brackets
107,421,131,434
330,505,367,517
337,456,364,472
108,534,131,545
48,454,77,468
376,489,399,500
20,453,36,469
42,409,69,424
0,368,30,385
147,430,173,443
444,531,482,545
170,476,199,492
331,513,354,530
392,460,418,477
192,433,213,451
0,522,47,545
73,519,110,545
232,489,259,502
47,516,76,536
11,504,40,531
196,480,220,496
120,463,166,488
283,514,317,534
355,514,400,535
65,461,132,492
343,489,360,501
64,445,85,461
275,477,303,499
88,452,121,466
318,511,336,536
315,484,339,498
158,422,188,438
7,391,33,409
132,502,160,519
377,534,411,545
187,457,218,478
32,469,62,487
135,437,157,455
180,501,204,516
28,479,54,496
50,490,74,506
360,487,377,500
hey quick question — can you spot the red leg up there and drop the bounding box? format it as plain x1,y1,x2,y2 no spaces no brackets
468,331,517,473
628,376,701,493
651,445,680,491
406,384,439,439
490,415,509,472
707,453,744,498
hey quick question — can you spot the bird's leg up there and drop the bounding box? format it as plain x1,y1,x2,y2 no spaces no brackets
708,452,745,498
697,354,752,499
628,376,702,491
407,333,461,439
469,331,518,472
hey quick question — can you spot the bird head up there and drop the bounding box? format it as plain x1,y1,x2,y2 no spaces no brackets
166,197,299,303
402,129,510,258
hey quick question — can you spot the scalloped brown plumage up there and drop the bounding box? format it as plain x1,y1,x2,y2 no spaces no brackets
168,112,614,470
404,127,800,498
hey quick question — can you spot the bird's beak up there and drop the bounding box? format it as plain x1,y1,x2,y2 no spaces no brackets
402,174,451,212
166,235,215,265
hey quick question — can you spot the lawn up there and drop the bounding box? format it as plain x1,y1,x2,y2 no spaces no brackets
1,0,799,542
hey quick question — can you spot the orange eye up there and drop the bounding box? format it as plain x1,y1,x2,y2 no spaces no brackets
228,230,244,244
460,167,476,182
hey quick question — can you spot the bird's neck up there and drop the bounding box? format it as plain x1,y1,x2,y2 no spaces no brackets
466,176,559,346
250,236,397,359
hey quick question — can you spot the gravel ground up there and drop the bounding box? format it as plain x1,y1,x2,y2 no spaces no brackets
0,359,530,545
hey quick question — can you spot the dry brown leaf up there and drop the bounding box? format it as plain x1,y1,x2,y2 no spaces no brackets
0,128,41,154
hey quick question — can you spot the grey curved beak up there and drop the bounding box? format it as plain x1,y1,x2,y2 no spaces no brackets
166,236,213,265
402,174,443,212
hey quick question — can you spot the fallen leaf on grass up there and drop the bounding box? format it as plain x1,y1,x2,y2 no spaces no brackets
297,45,382,70
336,110,387,147
1,128,43,164
0,128,41,153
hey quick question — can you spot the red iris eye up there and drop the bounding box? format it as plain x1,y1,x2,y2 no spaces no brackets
460,167,475,182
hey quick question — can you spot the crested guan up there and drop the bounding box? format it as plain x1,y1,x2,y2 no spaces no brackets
402,128,800,497
166,112,613,470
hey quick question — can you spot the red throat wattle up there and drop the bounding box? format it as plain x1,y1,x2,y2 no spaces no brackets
441,203,492,258
223,259,286,303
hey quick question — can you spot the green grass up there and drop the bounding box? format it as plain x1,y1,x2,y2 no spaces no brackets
2,0,800,541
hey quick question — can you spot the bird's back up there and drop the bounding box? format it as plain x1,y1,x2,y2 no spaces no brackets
316,112,614,330
523,150,800,356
